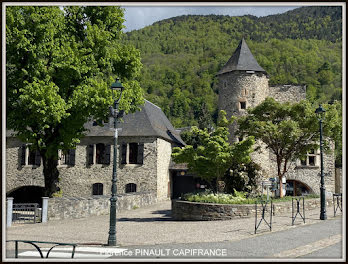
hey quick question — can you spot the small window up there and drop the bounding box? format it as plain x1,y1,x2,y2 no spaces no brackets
59,149,76,166
92,183,103,195
121,143,144,165
96,143,106,164
308,156,316,166
129,143,138,164
223,81,227,88
87,144,111,165
125,183,137,193
298,149,318,167
240,101,246,110
28,150,36,165
20,145,41,166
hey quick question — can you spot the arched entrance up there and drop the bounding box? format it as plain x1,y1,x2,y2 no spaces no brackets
7,186,45,206
286,180,313,196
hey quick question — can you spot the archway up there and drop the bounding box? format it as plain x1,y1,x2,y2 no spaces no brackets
286,180,313,196
7,186,45,206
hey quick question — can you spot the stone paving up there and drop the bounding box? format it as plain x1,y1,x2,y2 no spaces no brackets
6,200,342,251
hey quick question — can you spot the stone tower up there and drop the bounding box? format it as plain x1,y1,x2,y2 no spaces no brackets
217,38,271,177
217,38,269,141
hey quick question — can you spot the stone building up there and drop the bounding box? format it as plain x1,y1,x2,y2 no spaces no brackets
216,38,335,196
6,100,185,203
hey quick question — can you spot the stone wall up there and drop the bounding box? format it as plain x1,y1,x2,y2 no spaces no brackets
218,71,269,140
172,198,334,221
269,85,306,103
6,137,45,192
156,138,172,201
268,141,336,195
47,192,157,221
6,135,165,198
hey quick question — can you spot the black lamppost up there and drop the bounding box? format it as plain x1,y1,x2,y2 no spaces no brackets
315,104,327,220
107,78,124,246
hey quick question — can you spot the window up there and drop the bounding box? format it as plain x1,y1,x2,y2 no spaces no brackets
92,183,103,195
240,101,246,110
20,145,41,166
121,143,144,165
298,149,318,167
223,81,227,88
87,144,111,165
125,183,137,193
58,149,76,166
96,143,106,164
129,143,138,164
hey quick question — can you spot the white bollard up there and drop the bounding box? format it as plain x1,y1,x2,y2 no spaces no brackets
42,197,49,223
7,197,14,227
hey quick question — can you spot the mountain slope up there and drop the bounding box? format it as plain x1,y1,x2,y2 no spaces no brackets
123,6,342,128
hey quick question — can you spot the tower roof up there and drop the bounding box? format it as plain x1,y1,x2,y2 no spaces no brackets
217,38,267,75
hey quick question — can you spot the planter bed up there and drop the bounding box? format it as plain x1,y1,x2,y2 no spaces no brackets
172,198,333,221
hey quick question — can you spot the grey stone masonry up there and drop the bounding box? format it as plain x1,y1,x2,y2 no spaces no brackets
218,71,269,140
6,135,173,201
216,39,336,196
172,198,334,221
47,192,157,221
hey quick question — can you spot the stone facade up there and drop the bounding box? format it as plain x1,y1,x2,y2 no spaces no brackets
47,192,157,221
156,138,172,200
217,40,336,196
6,135,173,201
172,198,334,221
6,137,45,192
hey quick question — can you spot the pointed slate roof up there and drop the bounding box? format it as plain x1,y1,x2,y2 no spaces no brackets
217,38,266,75
84,100,186,146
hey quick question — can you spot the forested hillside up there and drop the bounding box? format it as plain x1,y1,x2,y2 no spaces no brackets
124,6,342,128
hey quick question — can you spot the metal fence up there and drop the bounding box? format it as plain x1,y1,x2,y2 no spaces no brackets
12,203,41,224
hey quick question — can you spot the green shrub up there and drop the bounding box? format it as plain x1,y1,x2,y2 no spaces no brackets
181,190,320,204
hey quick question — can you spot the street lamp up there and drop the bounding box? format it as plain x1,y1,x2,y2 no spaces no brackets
315,104,327,220
107,78,124,246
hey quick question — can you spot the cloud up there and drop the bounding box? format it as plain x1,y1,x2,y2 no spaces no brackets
123,6,299,32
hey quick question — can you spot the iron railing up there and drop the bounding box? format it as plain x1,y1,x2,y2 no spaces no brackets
12,203,41,224
333,193,342,217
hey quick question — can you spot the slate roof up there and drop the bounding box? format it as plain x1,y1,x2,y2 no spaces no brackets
217,38,267,75
84,100,186,146
7,100,186,146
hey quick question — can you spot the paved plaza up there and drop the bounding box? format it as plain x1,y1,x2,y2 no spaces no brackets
5,200,345,260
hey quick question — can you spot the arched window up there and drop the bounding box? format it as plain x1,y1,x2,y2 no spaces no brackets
125,183,137,193
92,183,103,195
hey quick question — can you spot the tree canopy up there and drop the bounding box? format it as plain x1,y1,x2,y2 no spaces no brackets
237,98,341,197
6,6,143,196
172,111,255,192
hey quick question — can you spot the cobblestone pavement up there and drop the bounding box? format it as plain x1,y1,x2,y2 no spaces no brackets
6,200,343,253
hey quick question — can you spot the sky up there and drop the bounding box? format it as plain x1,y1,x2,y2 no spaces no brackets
122,5,300,32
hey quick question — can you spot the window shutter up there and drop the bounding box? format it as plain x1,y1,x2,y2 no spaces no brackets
35,150,41,166
121,143,127,164
21,145,26,165
68,149,76,166
105,145,111,165
88,145,94,165
137,143,144,165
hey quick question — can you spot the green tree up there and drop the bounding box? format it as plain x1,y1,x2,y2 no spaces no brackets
172,111,254,192
237,97,340,197
6,6,143,197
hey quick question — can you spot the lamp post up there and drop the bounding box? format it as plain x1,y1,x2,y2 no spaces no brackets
315,104,327,220
107,78,124,246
